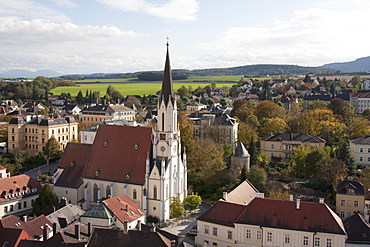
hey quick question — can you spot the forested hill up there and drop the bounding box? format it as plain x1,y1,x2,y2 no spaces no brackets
60,64,337,80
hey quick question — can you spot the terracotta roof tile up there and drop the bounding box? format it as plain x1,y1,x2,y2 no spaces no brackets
102,194,145,224
221,180,258,205
82,125,152,185
0,174,41,202
197,200,247,227
235,198,346,235
58,143,92,169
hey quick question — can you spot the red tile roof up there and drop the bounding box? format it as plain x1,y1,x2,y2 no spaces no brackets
103,194,145,224
0,174,41,202
0,215,53,239
197,200,248,227
82,125,152,185
235,198,346,235
56,143,92,188
0,228,32,247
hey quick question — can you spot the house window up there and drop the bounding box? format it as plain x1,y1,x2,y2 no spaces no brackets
153,185,157,199
195,128,199,134
267,232,272,242
340,200,345,206
227,231,232,239
326,238,332,247
4,206,7,213
303,236,309,246
213,227,217,236
24,201,27,208
360,157,363,162
314,237,320,247
246,229,251,239
340,211,345,218
354,200,359,207
285,234,290,244
42,130,44,135
18,203,21,210
106,186,111,197
257,230,262,240
11,136,14,141
368,156,370,162
204,240,209,246
347,212,352,218
12,128,14,133
212,243,217,247
133,189,137,200
271,144,274,149
204,225,209,234
10,205,13,212
360,148,364,153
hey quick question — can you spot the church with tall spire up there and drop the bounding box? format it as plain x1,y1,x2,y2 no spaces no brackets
53,42,187,222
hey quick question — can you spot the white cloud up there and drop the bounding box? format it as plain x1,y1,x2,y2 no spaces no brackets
0,0,71,22
197,7,370,67
97,0,200,21
49,0,78,8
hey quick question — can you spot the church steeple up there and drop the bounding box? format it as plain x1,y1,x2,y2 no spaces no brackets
160,41,175,106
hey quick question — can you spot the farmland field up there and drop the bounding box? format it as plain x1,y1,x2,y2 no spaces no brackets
51,82,237,97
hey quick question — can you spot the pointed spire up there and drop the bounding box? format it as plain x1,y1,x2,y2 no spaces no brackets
161,40,174,106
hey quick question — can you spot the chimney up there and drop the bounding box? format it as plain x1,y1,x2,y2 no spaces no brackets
60,197,67,207
23,216,27,222
88,222,92,236
256,193,264,198
126,204,129,211
53,222,57,236
75,224,80,240
150,223,156,232
123,220,128,234
137,220,141,231
319,198,324,204
43,226,48,241
289,194,294,201
296,199,301,210
223,192,228,201
171,240,176,247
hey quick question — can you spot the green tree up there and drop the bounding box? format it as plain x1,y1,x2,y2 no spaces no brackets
307,100,327,111
169,197,185,218
32,183,58,216
183,193,202,213
220,98,227,107
336,142,356,176
248,137,258,167
316,158,347,186
44,136,62,165
348,118,370,139
350,75,362,88
246,166,268,192
255,101,285,120
258,117,289,137
178,112,194,153
290,143,312,178
327,98,354,124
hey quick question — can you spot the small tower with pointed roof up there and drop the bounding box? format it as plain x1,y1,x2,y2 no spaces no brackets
230,142,250,179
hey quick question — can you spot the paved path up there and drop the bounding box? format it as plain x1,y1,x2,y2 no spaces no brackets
23,161,59,180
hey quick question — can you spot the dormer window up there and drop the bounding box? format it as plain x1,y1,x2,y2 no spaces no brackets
347,189,355,194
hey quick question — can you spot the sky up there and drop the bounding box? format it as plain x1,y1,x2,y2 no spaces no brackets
1,0,370,75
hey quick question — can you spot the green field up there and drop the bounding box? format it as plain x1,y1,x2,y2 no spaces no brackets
51,82,236,97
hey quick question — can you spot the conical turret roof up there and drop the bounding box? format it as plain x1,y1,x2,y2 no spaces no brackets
160,42,175,106
234,142,250,157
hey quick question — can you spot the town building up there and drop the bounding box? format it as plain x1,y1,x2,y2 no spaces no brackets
81,104,135,126
260,132,326,160
80,118,138,144
186,102,206,115
54,43,187,222
80,194,145,230
7,115,78,155
196,197,346,247
62,104,82,116
48,95,66,106
344,212,370,246
349,134,370,167
336,178,365,220
189,106,238,147
0,169,42,219
350,92,370,114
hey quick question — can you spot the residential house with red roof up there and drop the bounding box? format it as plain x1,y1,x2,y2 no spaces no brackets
54,43,187,222
81,104,135,126
80,194,145,230
196,197,346,247
0,171,42,219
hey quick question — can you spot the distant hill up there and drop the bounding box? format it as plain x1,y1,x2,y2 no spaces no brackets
321,56,370,73
0,69,62,78
60,64,337,80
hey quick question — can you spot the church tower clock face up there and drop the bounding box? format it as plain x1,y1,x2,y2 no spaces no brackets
160,146,166,152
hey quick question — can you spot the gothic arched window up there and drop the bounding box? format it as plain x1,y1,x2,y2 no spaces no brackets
93,184,98,202
106,186,111,198
133,189,137,200
154,185,157,199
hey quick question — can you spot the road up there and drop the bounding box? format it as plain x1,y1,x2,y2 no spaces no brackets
23,161,59,180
